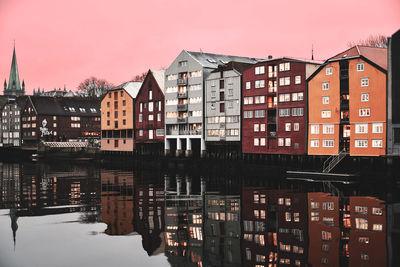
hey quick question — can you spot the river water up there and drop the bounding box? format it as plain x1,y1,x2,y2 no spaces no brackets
0,159,399,267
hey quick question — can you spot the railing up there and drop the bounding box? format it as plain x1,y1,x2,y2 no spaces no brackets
177,78,188,85
322,148,348,173
177,117,188,123
269,131,277,137
42,141,89,148
178,92,188,98
178,129,201,135
177,104,188,111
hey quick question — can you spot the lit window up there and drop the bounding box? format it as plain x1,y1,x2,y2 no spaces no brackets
321,231,332,241
355,218,368,230
372,224,383,231
285,212,291,222
372,207,383,215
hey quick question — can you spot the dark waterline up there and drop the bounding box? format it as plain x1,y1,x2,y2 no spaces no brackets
0,159,399,267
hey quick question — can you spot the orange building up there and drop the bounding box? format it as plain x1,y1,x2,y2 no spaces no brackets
100,82,142,152
307,46,387,156
348,196,386,267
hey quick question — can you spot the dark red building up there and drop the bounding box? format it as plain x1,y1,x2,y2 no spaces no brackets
134,70,165,155
21,96,100,147
242,58,320,155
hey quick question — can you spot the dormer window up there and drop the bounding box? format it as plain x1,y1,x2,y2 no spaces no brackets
90,108,96,113
69,107,76,112
79,108,86,113
207,58,217,63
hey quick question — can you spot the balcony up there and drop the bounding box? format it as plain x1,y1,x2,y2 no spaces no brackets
267,116,277,123
178,129,201,135
177,117,188,124
269,131,277,137
177,104,188,111
177,78,188,85
178,92,188,99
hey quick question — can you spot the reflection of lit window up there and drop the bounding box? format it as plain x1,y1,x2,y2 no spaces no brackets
355,218,368,230
285,212,291,222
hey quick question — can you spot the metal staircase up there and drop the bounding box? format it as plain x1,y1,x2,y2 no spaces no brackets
322,148,348,173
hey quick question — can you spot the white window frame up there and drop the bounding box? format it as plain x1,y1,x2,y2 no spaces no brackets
372,139,383,148
355,139,368,148
372,123,383,133
295,75,301,84
326,67,333,75
322,139,334,147
355,123,368,134
310,139,319,147
359,108,370,117
322,96,329,105
311,124,320,134
357,63,364,72
321,110,331,118
361,78,369,87
322,82,329,90
361,93,369,102
322,124,334,134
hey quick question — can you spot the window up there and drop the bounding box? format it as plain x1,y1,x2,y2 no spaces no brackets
254,138,259,146
323,124,334,134
245,81,251,89
139,130,143,136
285,212,291,222
323,139,334,147
294,123,299,131
359,108,370,117
355,123,368,134
359,237,369,244
311,124,320,134
244,111,253,118
260,138,266,146
157,113,161,122
311,212,320,221
149,114,154,121
255,80,265,88
322,96,329,104
220,103,225,112
322,82,329,90
357,63,364,72
355,218,368,230
149,102,154,112
114,121,118,128
138,114,143,122
279,62,290,71
279,108,290,117
279,77,290,86
278,138,284,146
361,93,369,102
310,139,320,147
255,66,265,75
322,202,334,210
295,75,301,84
285,123,291,131
260,124,266,132
372,123,383,133
149,90,152,100
355,139,368,148
292,92,303,101
373,224,383,231
123,119,126,125
254,124,259,132
244,97,253,105
355,206,368,214
321,110,331,118
178,60,187,67
326,67,333,75
361,253,369,261
361,78,369,87
322,244,329,252
293,213,300,222
321,231,332,241
254,95,265,104
372,207,383,215
255,110,265,118
220,79,225,89
285,138,291,147
140,103,143,112
292,108,303,116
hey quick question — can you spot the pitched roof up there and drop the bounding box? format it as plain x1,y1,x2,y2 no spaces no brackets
7,45,22,91
112,81,143,99
28,96,100,116
328,45,387,70
151,69,165,94
186,50,263,68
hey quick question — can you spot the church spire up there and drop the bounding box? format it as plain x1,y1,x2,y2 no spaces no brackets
7,43,21,92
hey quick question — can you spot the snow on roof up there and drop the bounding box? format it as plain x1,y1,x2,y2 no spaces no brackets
186,50,263,68
113,81,143,99
151,69,165,94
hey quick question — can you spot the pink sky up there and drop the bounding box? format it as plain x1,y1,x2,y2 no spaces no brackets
1,0,399,94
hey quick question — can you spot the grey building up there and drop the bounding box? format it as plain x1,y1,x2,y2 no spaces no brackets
387,29,400,155
164,50,260,157
1,97,27,147
205,62,254,155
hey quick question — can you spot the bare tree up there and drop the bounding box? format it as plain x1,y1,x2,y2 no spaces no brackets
77,77,113,97
131,72,147,82
347,34,388,48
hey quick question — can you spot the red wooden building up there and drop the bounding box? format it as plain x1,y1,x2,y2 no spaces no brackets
134,69,165,155
242,58,320,155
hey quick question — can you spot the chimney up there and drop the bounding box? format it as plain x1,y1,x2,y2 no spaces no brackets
268,55,273,59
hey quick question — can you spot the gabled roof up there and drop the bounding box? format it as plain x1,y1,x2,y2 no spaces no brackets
151,69,165,94
328,45,387,70
112,81,143,99
27,96,100,117
186,50,263,68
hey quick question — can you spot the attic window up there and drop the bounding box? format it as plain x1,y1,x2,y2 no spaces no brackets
220,60,228,64
90,108,97,113
69,107,76,112
342,54,347,58
79,108,86,113
207,58,217,63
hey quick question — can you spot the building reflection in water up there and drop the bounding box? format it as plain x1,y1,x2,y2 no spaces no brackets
0,162,398,266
